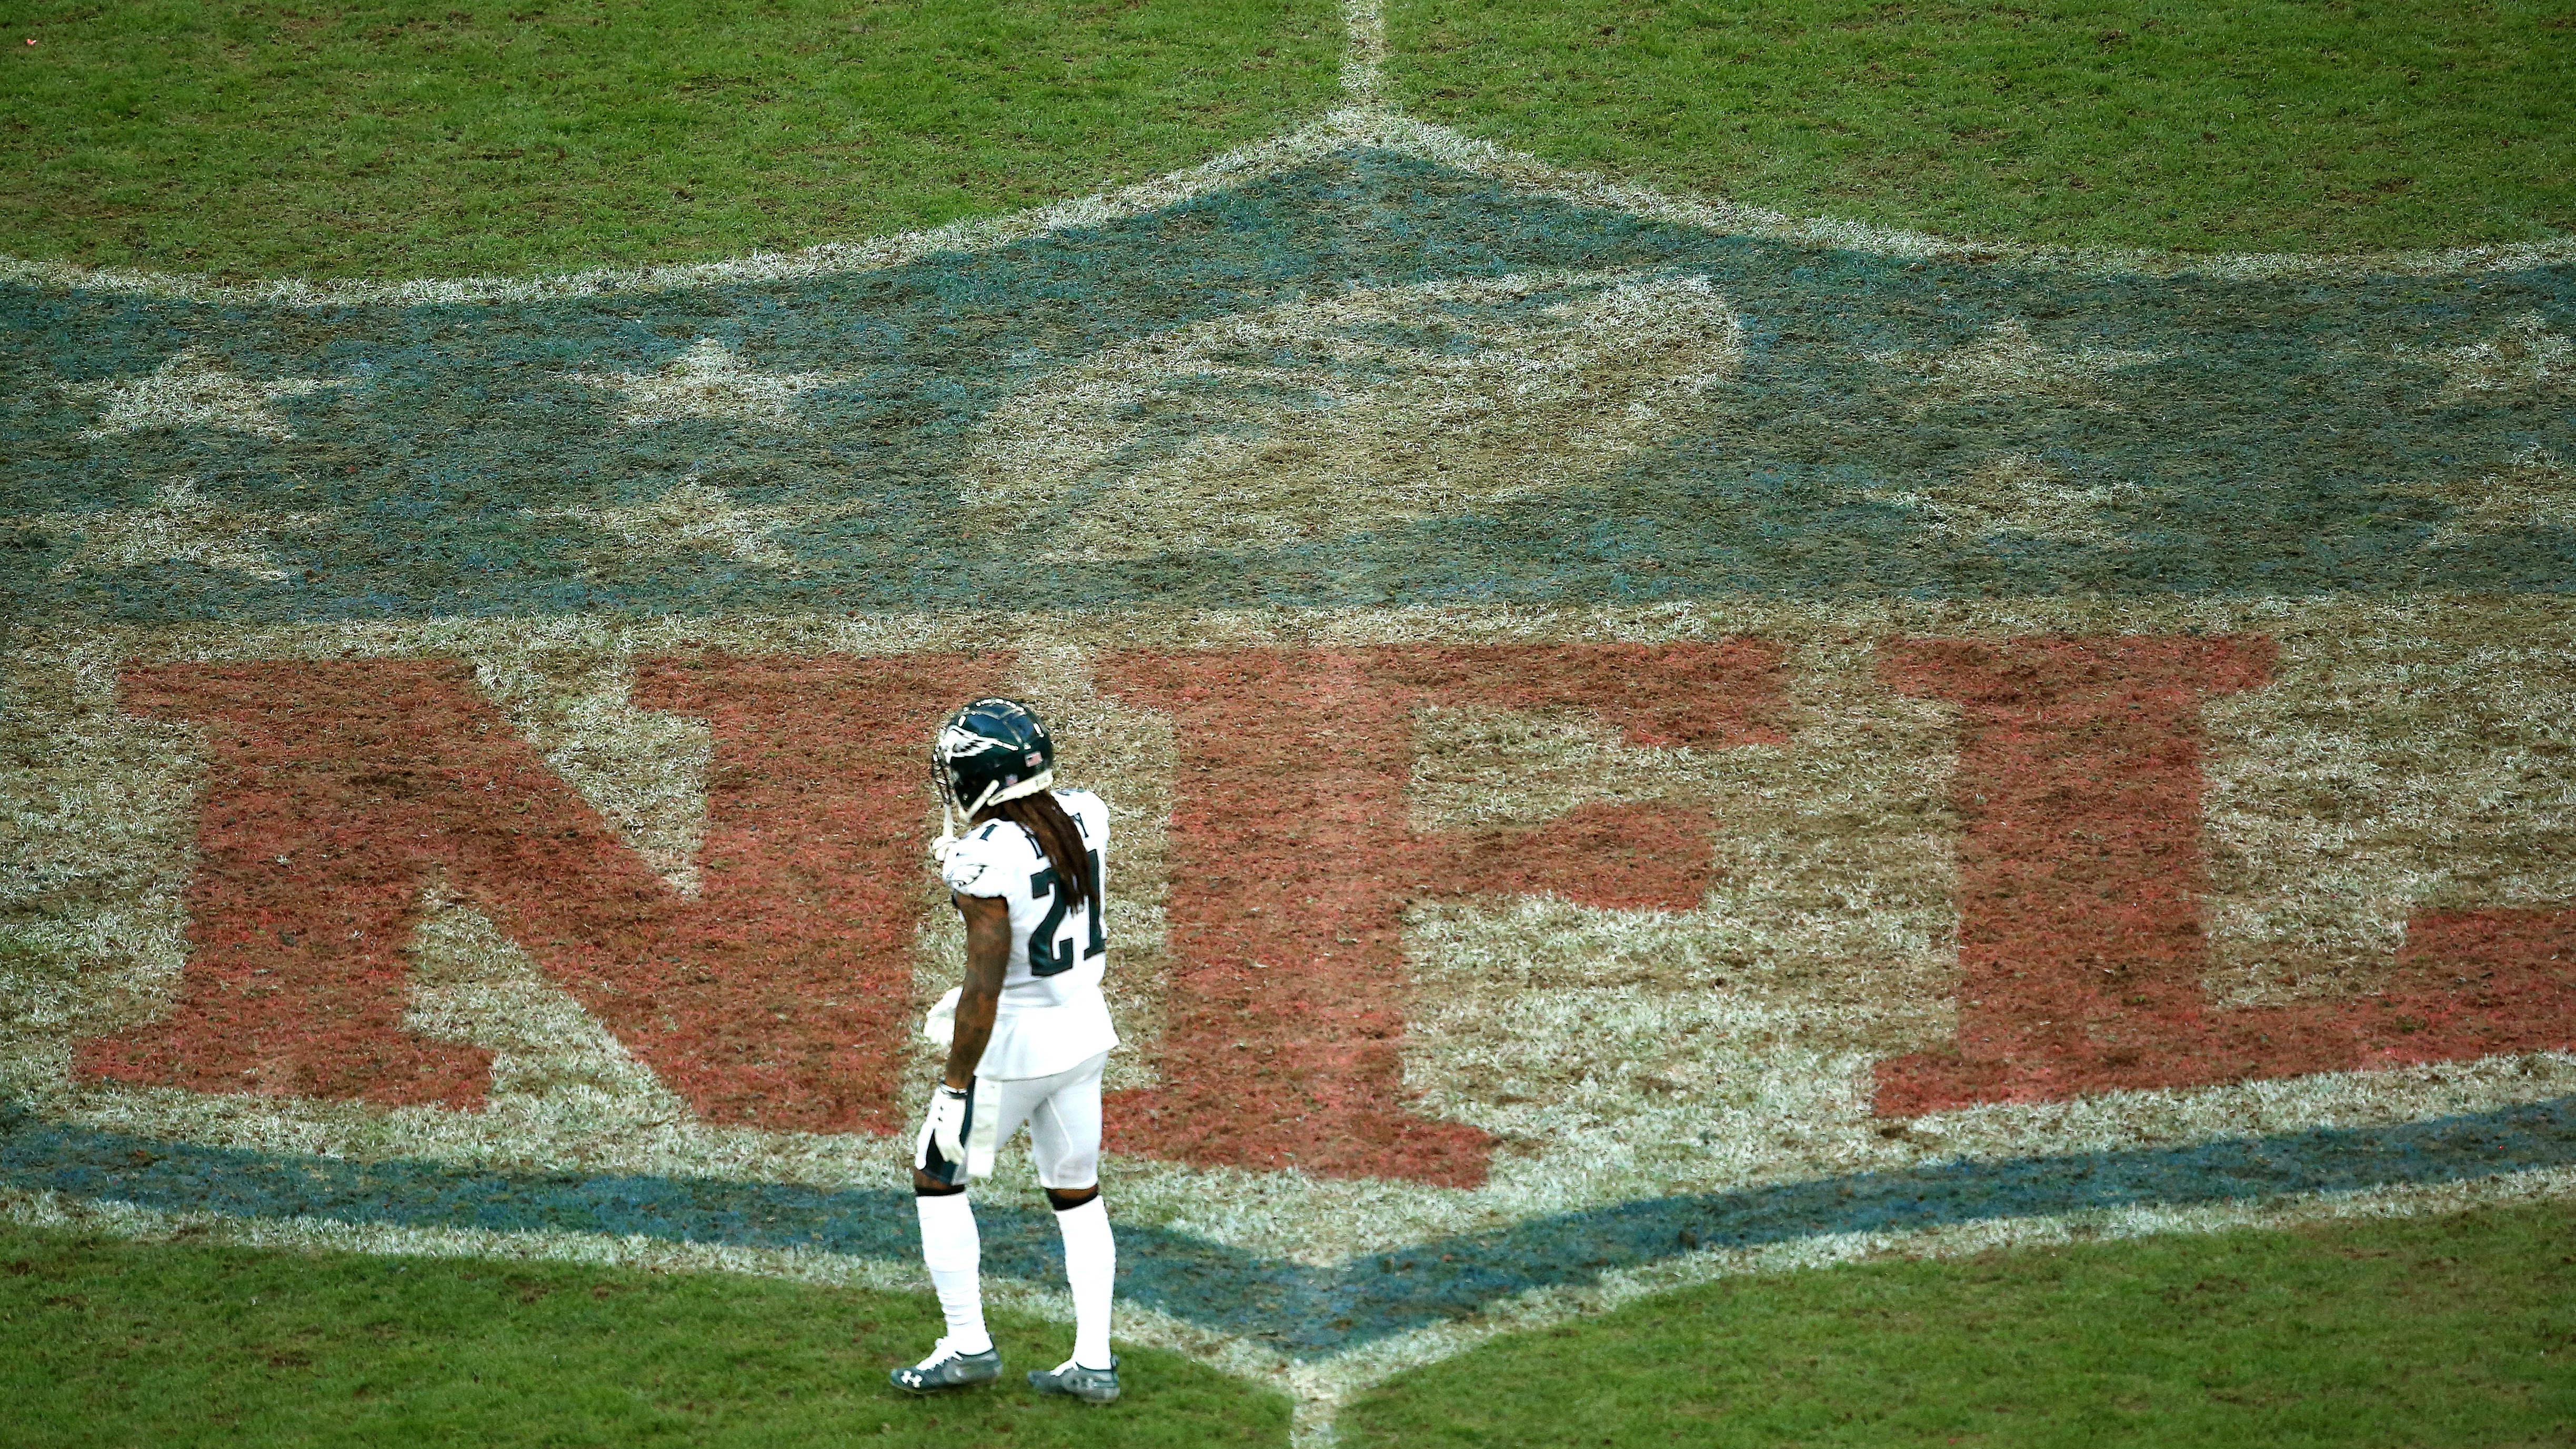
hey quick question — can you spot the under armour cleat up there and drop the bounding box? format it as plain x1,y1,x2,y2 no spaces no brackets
1027,1356,1120,1404
889,1339,1003,1394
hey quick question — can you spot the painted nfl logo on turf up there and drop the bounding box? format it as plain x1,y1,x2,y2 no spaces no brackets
3,102,2574,1437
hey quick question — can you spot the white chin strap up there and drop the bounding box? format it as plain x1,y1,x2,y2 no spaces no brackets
931,778,997,866
929,770,1051,866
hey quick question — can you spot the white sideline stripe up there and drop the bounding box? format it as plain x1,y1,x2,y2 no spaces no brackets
10,1165,2572,1449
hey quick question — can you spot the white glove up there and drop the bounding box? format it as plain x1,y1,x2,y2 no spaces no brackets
923,987,962,1048
924,1083,971,1171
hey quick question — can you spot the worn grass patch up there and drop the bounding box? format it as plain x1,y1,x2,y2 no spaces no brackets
1344,1199,2576,1447
0,1217,1287,1447
0,0,1339,281
1385,0,2576,254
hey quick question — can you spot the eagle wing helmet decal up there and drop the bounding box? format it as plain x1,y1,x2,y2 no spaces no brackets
929,697,1056,863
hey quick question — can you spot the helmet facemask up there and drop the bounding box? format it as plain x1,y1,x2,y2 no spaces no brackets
928,699,1056,864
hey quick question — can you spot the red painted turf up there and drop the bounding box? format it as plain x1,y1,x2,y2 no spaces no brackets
1875,636,2576,1115
1097,642,1787,1186
82,654,1003,1132
71,639,2573,1182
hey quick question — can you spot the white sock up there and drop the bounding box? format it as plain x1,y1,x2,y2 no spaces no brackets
1055,1196,1116,1370
915,1192,992,1355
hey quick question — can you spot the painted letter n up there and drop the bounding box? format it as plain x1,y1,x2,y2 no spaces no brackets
78,653,1003,1132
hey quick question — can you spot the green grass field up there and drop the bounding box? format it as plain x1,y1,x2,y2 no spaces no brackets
1388,0,2576,254
9,1205,2571,1447
0,1219,1286,1447
0,0,1339,279
6,0,2567,279
1345,1203,2576,1448
8,1,2572,1444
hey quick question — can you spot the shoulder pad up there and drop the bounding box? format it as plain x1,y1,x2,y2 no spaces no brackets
943,823,1012,894
943,851,995,893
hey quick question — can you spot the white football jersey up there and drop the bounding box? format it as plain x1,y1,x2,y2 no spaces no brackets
939,787,1119,1080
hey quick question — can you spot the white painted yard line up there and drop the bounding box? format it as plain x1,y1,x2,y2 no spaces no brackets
1341,0,1387,108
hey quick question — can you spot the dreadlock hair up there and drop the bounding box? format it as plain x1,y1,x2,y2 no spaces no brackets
979,790,1096,914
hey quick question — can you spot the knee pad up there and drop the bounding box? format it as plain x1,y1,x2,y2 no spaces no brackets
1045,1185,1099,1213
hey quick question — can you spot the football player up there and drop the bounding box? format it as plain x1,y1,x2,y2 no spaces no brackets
893,697,1122,1403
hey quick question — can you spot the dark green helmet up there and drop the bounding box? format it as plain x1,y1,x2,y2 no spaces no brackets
933,697,1055,819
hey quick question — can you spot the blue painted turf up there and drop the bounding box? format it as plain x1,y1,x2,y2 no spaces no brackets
6,1094,2570,1354
5,150,2572,621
